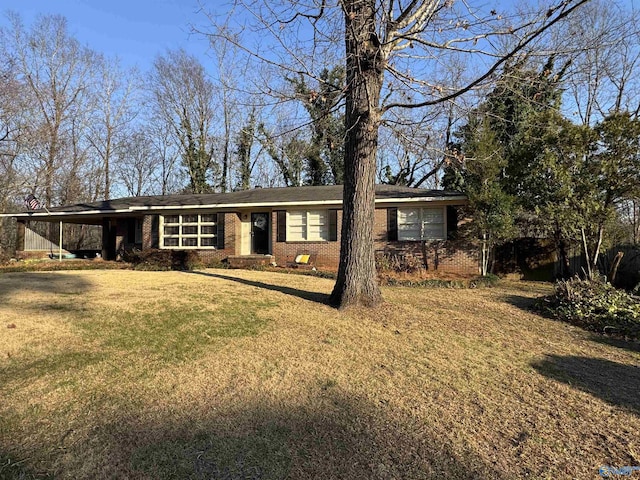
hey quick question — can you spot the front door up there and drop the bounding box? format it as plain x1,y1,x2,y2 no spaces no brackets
251,212,270,254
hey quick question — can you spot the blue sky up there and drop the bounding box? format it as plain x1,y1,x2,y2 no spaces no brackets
0,0,219,71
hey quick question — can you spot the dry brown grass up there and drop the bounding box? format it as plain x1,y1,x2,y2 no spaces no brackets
1,269,639,479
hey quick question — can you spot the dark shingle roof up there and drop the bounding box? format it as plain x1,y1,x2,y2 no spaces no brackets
10,184,466,219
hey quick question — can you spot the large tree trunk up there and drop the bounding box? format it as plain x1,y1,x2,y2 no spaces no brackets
330,0,383,308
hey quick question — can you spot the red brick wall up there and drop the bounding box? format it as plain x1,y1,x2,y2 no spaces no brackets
139,213,240,266
373,208,479,275
271,210,342,268
142,215,158,249
194,212,241,265
136,207,478,274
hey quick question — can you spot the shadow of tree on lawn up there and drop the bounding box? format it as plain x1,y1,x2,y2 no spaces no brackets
585,334,640,354
0,451,53,480
96,392,503,479
532,355,640,415
189,270,332,307
1,391,505,480
0,271,91,303
500,294,540,311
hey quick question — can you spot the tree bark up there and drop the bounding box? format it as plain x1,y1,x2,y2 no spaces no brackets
609,251,624,285
591,225,604,278
330,0,383,308
580,227,592,280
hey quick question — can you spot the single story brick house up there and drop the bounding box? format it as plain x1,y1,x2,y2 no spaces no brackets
5,184,479,274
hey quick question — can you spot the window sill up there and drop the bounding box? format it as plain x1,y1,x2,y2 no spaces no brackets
159,246,218,250
395,238,446,242
282,240,334,244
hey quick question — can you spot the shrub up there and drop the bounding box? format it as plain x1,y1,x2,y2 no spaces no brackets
122,248,203,271
375,252,423,274
537,277,640,340
469,273,500,288
0,251,10,266
378,274,498,289
0,259,128,274
172,250,203,271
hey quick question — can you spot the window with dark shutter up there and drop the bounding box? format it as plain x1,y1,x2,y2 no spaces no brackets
151,215,159,248
276,210,287,242
387,207,398,241
217,213,225,249
328,209,338,241
446,206,458,240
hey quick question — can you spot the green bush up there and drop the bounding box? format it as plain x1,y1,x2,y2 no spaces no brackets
537,277,640,340
469,273,500,288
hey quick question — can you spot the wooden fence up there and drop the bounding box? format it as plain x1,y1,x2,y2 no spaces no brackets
23,225,61,251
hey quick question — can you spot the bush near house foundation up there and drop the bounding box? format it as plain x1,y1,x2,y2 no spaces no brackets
537,277,640,340
123,248,203,271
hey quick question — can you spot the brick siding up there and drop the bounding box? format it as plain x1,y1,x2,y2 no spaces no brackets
133,207,478,274
373,208,479,275
142,215,159,249
193,212,241,265
271,210,342,268
139,212,240,267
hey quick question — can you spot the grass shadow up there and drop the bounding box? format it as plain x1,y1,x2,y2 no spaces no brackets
0,351,106,388
189,270,332,307
50,390,503,479
0,271,91,303
0,452,53,480
532,355,640,415
586,334,640,354
500,294,539,311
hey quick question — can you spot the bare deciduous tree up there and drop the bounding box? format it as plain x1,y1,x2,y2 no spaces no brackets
149,49,217,193
202,0,589,307
147,120,183,195
2,12,97,206
561,0,640,124
115,129,158,197
88,55,138,199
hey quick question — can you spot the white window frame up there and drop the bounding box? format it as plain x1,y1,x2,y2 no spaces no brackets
287,210,329,241
398,207,446,241
159,213,218,249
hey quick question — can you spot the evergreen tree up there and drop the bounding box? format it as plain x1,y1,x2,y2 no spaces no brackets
453,58,573,275
289,67,345,185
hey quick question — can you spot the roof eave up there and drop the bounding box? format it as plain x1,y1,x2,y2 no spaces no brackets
1,195,468,219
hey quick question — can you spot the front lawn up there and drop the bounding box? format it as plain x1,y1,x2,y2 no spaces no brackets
1,269,638,479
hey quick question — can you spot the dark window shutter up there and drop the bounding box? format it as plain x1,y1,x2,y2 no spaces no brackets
328,209,338,241
217,213,225,249
151,215,159,248
277,210,287,242
387,207,398,241
446,206,458,240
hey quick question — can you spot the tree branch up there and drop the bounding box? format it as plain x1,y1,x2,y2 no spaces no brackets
382,0,590,112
